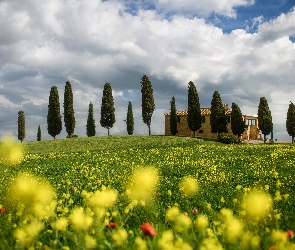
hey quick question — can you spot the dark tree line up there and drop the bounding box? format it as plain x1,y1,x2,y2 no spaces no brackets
17,74,295,143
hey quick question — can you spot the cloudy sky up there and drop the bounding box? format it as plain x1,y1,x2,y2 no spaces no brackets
1,0,295,142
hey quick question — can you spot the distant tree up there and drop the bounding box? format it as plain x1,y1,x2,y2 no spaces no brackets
286,101,295,143
86,102,96,137
231,103,245,140
141,75,155,135
47,86,62,139
17,111,25,143
100,83,116,135
210,91,227,134
187,81,202,137
258,96,273,143
64,81,75,138
170,96,178,136
37,125,41,141
126,101,134,135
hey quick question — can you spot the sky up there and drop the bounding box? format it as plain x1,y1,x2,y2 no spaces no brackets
0,0,295,142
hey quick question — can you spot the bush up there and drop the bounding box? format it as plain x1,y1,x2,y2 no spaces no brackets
217,133,238,144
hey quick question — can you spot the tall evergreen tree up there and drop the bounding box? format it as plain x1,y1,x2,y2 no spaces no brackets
210,91,227,134
86,102,96,137
258,96,273,143
231,103,245,140
17,111,25,143
187,81,202,137
47,86,62,139
286,101,295,143
126,101,134,135
64,81,75,138
37,125,41,141
141,75,155,135
100,83,115,135
170,96,178,136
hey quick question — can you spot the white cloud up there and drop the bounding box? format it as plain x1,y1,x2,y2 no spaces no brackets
0,0,295,141
155,0,254,17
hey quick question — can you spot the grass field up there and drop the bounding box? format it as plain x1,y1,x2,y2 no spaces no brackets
0,135,295,249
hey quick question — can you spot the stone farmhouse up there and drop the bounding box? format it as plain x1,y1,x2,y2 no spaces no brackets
164,104,261,140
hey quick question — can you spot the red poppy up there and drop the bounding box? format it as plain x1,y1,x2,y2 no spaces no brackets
71,187,77,191
107,222,117,229
140,222,157,237
269,246,277,250
0,207,5,215
192,208,198,214
286,230,294,239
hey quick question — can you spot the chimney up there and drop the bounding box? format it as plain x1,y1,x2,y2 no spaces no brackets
224,104,229,111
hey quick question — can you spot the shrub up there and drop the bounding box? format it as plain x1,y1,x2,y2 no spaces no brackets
217,133,238,144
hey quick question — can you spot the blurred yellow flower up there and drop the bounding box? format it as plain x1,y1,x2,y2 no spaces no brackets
126,167,159,202
88,189,117,208
179,176,199,197
112,228,128,246
51,217,68,231
195,215,209,230
166,206,180,222
0,136,24,164
135,236,147,250
174,213,192,232
85,235,97,249
69,207,93,230
243,191,272,219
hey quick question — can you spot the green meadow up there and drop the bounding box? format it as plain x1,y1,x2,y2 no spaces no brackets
0,135,295,249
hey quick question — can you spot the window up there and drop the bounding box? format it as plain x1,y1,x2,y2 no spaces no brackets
177,116,180,123
245,119,256,126
227,116,231,123
202,116,205,123
199,130,203,134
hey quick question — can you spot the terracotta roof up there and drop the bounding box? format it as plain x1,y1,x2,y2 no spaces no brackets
165,108,231,116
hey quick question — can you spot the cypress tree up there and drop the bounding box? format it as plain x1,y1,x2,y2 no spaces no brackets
37,125,41,141
64,81,75,138
187,81,202,137
86,102,96,137
100,83,115,135
17,111,25,143
126,101,134,135
231,103,245,140
286,101,295,144
258,97,273,143
170,96,178,136
47,86,62,139
141,75,155,135
210,91,227,134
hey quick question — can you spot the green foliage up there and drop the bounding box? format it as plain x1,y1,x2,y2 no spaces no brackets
126,101,134,135
210,91,227,134
63,81,75,138
47,86,62,139
100,83,116,135
258,97,273,143
37,125,41,142
231,103,244,138
141,75,155,135
217,133,238,144
286,101,295,143
17,111,25,143
170,96,178,136
187,81,202,137
86,102,96,137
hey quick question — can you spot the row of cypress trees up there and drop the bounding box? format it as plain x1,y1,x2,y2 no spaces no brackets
32,75,154,140
169,81,295,143
16,78,295,143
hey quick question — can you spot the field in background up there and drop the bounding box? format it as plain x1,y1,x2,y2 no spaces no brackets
1,135,295,249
